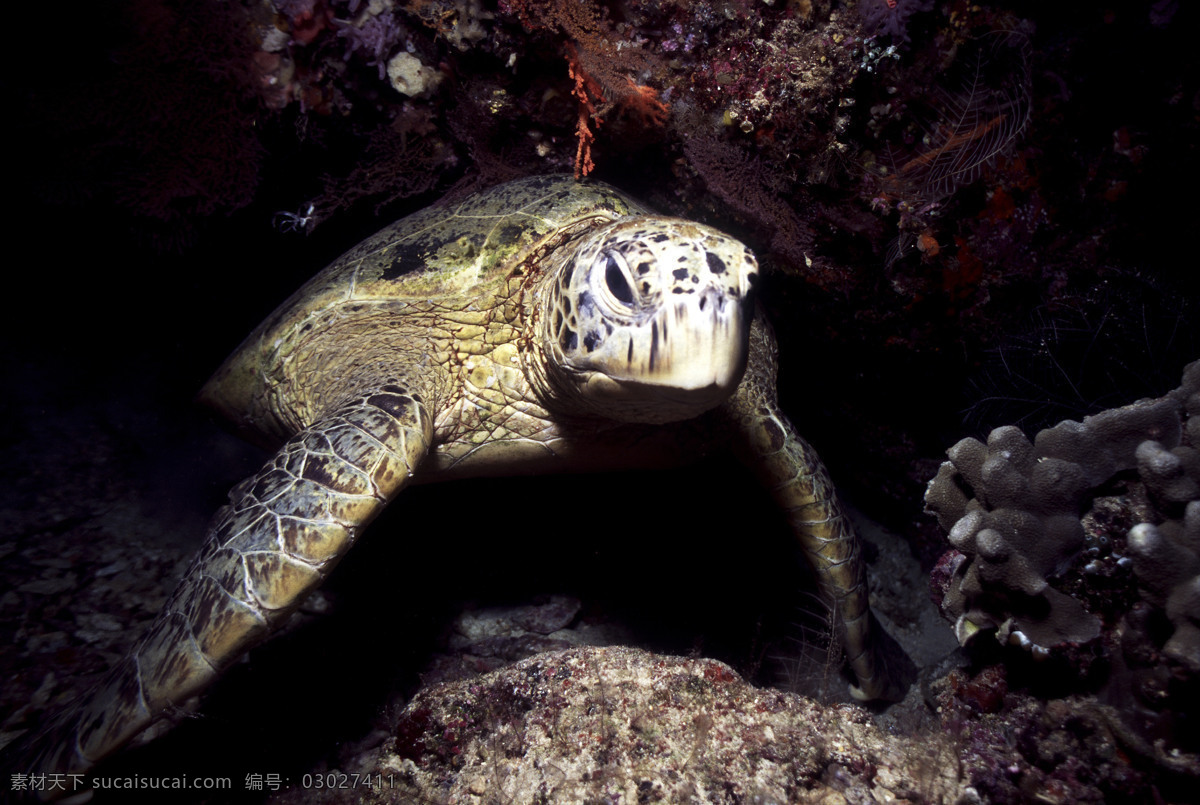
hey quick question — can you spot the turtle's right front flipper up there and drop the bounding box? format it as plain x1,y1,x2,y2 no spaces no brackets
8,386,431,800
726,318,914,703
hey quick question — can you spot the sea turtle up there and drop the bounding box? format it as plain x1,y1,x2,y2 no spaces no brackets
11,174,910,797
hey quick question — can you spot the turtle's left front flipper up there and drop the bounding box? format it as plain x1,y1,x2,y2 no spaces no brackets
727,318,914,703
6,386,432,800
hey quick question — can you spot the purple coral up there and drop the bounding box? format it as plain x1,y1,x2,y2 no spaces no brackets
857,0,935,44
337,11,406,79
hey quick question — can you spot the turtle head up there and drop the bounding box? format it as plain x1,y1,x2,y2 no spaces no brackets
539,217,758,423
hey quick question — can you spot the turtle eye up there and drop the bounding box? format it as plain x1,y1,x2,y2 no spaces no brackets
603,252,635,307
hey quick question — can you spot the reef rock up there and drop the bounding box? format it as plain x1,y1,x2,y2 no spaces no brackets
271,645,970,805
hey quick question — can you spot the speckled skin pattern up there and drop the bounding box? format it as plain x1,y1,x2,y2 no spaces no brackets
12,175,903,796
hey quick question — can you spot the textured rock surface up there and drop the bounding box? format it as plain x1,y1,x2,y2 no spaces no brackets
269,646,970,805
262,644,1196,805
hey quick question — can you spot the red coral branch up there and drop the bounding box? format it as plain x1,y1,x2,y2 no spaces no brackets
564,47,668,177
618,77,668,129
502,3,664,177
566,45,604,178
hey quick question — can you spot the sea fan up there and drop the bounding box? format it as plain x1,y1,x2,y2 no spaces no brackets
881,30,1032,207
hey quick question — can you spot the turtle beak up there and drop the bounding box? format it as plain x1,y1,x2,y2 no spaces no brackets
574,281,752,423
635,286,751,393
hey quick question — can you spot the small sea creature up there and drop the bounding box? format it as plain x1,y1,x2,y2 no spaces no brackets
272,201,318,234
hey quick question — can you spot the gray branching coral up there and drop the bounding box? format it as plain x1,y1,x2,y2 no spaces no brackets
926,361,1200,674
